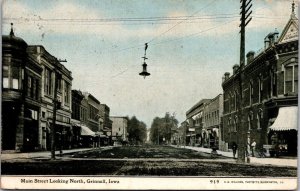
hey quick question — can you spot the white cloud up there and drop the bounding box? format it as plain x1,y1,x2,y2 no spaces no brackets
248,0,293,30
2,1,243,40
3,1,295,40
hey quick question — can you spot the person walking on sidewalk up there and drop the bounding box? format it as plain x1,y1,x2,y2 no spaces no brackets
232,142,237,158
251,139,256,157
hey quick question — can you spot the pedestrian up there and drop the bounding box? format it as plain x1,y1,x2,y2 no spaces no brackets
251,139,256,157
232,142,237,158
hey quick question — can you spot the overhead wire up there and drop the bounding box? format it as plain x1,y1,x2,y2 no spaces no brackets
146,0,217,44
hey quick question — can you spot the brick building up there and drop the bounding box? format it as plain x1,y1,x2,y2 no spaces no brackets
71,90,105,147
203,94,223,149
27,45,73,150
185,99,210,146
100,104,113,145
2,25,73,151
2,26,42,151
222,10,298,156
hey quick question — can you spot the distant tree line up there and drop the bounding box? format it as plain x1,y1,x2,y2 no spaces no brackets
150,112,178,145
127,116,147,145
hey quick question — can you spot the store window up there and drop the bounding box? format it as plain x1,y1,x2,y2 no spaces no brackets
12,79,19,89
3,78,9,88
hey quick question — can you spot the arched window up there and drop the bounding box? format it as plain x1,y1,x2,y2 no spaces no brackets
234,116,238,132
258,75,263,103
257,109,263,129
234,90,238,111
228,92,232,112
249,80,254,105
248,111,253,130
228,118,231,133
283,59,298,94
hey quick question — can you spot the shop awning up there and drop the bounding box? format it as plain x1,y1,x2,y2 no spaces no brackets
80,125,96,136
212,127,219,137
269,107,298,131
192,112,202,120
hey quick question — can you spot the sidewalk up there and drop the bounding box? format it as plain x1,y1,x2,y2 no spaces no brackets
1,147,107,161
176,145,297,167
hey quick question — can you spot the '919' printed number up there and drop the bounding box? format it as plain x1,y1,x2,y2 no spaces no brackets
210,180,219,184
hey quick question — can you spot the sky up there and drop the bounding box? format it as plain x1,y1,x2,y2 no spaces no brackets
2,0,297,128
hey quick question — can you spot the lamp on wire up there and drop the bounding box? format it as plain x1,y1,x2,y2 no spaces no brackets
139,43,150,79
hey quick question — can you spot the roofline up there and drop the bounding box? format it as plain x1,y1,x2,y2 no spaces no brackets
186,99,211,115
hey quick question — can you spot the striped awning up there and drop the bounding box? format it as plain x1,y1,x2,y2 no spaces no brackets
80,125,96,136
269,106,298,131
192,112,202,120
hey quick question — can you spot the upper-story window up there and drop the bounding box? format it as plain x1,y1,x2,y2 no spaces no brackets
229,92,232,112
11,66,20,90
258,77,263,103
27,76,32,97
35,79,39,100
228,118,231,133
27,76,39,100
284,63,298,94
64,81,70,105
57,78,62,92
234,91,237,111
270,69,277,97
3,65,9,88
2,65,20,90
89,104,99,121
233,116,238,132
44,68,52,96
257,109,263,129
248,112,253,130
249,81,253,105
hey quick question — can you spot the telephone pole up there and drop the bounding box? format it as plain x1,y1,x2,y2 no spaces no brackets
51,70,59,159
51,62,63,160
238,0,252,163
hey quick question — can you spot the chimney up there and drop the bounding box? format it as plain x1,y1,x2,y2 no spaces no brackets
246,51,255,64
224,72,230,80
232,64,239,74
264,37,270,49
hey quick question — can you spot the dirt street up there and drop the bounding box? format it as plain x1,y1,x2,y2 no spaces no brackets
1,145,297,176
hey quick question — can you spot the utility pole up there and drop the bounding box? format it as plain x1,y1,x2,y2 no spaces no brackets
51,70,58,159
238,0,252,163
51,62,63,160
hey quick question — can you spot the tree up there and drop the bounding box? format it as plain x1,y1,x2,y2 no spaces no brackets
127,116,147,145
150,112,178,145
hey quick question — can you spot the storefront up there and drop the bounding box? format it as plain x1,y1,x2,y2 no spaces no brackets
79,124,96,148
267,107,297,156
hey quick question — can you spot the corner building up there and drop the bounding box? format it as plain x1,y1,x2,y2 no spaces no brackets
2,27,73,151
2,27,42,151
222,11,298,156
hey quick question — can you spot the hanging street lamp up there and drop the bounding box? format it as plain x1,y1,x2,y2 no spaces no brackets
139,43,151,78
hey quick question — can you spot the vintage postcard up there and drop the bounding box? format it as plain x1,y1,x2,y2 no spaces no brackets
1,0,298,190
